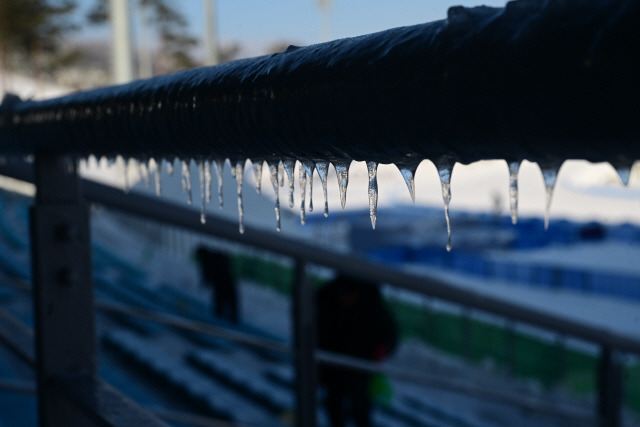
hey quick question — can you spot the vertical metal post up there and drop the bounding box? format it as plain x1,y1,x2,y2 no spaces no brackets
110,0,134,83
31,155,96,426
598,346,622,427
292,260,317,427
203,0,219,66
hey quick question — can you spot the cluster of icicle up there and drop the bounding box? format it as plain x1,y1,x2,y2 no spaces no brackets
111,156,635,252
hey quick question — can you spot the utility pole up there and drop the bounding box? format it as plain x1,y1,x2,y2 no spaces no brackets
111,0,134,83
203,0,219,66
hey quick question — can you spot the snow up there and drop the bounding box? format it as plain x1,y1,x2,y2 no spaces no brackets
0,71,71,100
408,263,640,342
490,241,640,277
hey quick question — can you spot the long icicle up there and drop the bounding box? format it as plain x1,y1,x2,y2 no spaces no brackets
253,160,263,194
268,161,282,232
236,160,245,234
302,160,315,212
199,160,207,224
152,158,162,197
438,163,453,252
316,161,330,217
181,160,192,205
204,160,212,203
139,160,150,188
214,159,224,210
283,159,296,209
542,168,558,231
367,161,379,229
334,160,351,209
508,161,520,225
299,165,307,225
278,161,285,187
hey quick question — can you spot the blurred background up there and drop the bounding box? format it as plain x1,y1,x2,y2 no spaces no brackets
1,1,640,426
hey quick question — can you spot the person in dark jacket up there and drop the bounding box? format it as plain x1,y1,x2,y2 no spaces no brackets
194,246,238,323
316,274,398,427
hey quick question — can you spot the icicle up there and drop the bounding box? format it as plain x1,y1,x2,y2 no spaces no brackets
235,160,245,234
508,161,520,225
316,161,330,217
128,158,138,189
202,160,211,203
166,160,174,175
617,167,631,187
139,161,150,188
542,168,557,231
302,160,315,212
199,160,207,224
214,159,224,210
181,160,192,205
334,160,351,209
252,160,263,194
149,158,162,197
398,164,418,202
268,162,282,232
283,159,296,208
299,165,307,225
278,162,285,187
367,162,378,229
438,164,453,252
119,156,130,193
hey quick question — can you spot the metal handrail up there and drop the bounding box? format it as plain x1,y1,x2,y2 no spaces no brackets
1,0,639,168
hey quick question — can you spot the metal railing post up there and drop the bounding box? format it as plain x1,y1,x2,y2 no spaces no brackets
292,259,317,427
30,155,96,426
597,346,623,427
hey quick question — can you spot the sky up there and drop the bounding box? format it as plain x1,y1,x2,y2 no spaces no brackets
75,0,507,56
202,0,506,45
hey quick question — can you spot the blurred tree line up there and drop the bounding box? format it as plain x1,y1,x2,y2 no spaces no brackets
0,0,240,85
0,0,78,79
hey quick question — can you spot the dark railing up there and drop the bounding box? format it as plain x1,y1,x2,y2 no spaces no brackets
1,0,639,169
1,1,639,426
